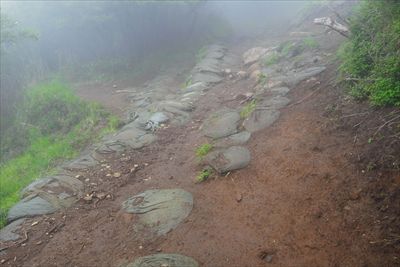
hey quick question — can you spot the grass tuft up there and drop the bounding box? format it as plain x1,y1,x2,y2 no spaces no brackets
302,37,319,49
196,168,212,183
195,143,213,159
240,99,257,119
263,53,281,66
257,73,268,86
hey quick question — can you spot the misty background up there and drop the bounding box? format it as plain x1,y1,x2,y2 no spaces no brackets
0,1,307,132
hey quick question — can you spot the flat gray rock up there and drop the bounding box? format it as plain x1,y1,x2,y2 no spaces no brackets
259,96,290,109
21,175,83,199
206,146,251,174
96,122,156,154
195,58,222,74
243,47,269,66
149,112,169,124
8,196,58,222
203,109,240,139
185,82,207,92
192,72,223,84
159,101,194,112
286,66,326,87
269,87,290,96
122,189,193,236
206,50,225,59
243,109,280,133
213,131,251,148
0,218,25,242
65,153,99,170
125,254,198,267
207,44,226,52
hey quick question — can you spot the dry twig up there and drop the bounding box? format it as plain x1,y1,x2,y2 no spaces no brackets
373,115,400,138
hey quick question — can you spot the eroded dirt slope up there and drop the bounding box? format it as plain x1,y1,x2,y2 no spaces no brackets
1,22,399,267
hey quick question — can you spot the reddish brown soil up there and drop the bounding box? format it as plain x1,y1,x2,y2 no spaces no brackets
73,82,128,117
1,50,399,266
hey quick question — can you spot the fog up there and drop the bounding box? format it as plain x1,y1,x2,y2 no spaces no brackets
0,1,307,129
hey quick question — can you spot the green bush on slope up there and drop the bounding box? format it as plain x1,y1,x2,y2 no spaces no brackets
0,80,119,227
338,0,400,106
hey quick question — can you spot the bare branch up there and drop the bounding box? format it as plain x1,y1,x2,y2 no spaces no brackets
314,17,350,38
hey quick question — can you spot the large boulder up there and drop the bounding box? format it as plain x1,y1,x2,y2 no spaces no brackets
122,189,193,237
202,109,240,139
206,146,251,174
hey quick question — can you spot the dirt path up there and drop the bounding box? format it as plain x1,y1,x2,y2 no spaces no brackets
1,34,397,266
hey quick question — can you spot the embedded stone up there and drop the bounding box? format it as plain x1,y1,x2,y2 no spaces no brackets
202,109,240,139
206,146,251,174
243,109,280,133
122,189,193,236
125,254,198,267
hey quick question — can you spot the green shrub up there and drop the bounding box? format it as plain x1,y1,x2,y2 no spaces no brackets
338,0,400,107
0,80,119,227
21,81,89,134
279,41,297,57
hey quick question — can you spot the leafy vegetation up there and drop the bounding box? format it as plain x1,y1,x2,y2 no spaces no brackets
302,37,319,49
195,143,213,159
0,2,234,134
196,168,212,183
263,53,280,66
0,80,119,227
240,99,257,119
279,41,296,57
277,37,318,61
0,14,38,46
257,73,268,86
338,0,400,106
0,13,39,132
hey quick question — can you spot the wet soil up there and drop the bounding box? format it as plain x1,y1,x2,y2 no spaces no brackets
1,45,399,267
